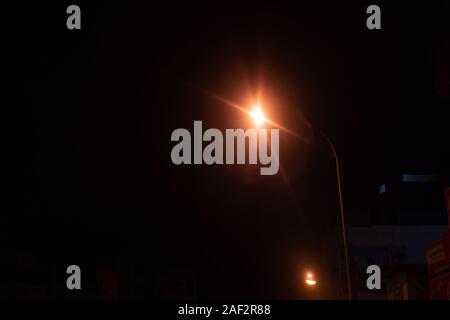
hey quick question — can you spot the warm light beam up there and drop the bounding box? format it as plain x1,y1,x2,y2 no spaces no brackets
194,86,310,144
250,106,266,127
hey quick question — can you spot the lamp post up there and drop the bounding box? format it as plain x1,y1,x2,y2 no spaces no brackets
314,128,352,300
249,107,352,299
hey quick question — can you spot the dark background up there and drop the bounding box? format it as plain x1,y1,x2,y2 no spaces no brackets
10,1,450,299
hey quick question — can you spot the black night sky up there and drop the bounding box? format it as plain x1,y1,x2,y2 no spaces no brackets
11,1,450,300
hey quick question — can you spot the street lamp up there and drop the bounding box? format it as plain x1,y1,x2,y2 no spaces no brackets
248,105,352,299
313,127,352,300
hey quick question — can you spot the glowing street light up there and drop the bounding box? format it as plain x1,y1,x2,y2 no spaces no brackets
305,273,317,286
245,102,352,299
250,105,266,127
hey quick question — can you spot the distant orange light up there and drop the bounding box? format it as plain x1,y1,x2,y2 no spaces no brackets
305,273,317,286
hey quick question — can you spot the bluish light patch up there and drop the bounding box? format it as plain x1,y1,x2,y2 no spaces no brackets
402,174,436,182
378,183,387,194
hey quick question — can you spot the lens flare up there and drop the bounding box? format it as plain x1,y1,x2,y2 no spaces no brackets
250,106,266,127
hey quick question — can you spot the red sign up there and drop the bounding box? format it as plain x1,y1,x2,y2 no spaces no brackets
429,271,450,300
445,231,450,262
446,188,450,226
426,236,450,275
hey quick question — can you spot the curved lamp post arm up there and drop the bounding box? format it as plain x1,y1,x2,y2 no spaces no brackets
314,128,353,300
